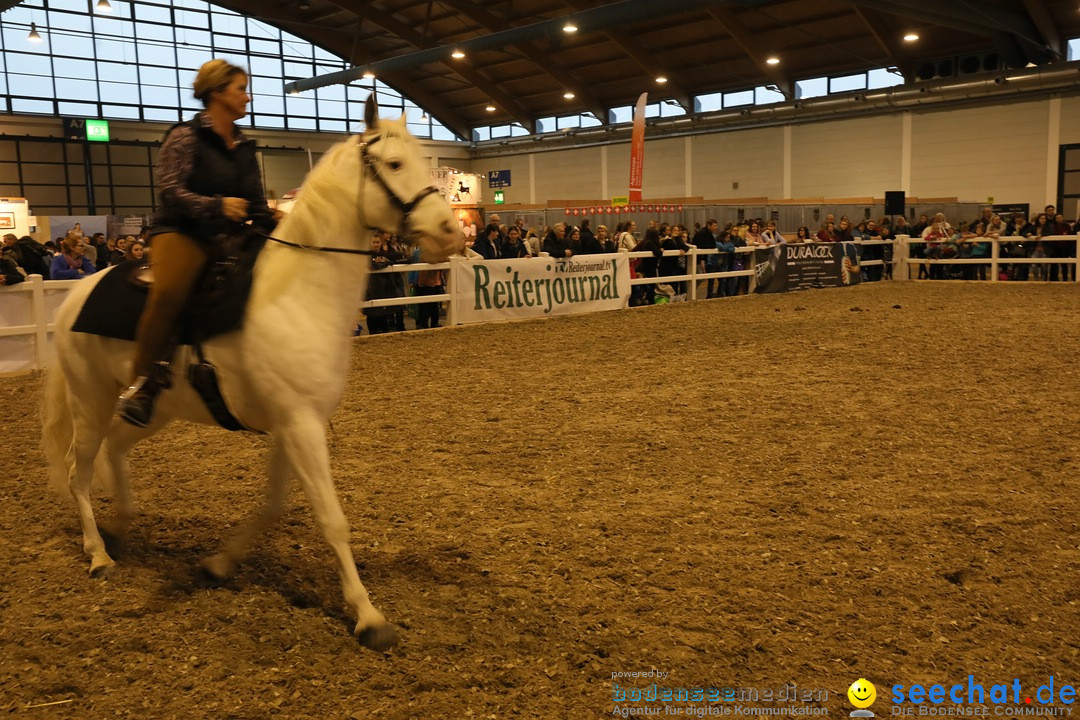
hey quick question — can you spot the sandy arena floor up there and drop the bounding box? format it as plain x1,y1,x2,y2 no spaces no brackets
1,281,1079,719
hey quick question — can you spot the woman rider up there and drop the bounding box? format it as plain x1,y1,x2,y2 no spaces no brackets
117,59,278,427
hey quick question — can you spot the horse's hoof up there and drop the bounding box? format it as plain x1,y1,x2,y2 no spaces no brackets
89,560,116,579
357,624,400,652
199,555,232,582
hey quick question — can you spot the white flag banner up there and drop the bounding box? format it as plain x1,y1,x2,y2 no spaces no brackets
451,255,631,325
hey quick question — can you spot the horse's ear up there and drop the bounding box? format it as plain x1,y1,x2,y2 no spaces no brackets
364,94,377,131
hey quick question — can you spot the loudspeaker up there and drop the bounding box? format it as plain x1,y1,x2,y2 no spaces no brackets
884,191,906,216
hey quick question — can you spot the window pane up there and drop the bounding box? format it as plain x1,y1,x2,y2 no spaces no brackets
755,85,786,104
213,33,246,52
318,100,347,119
53,57,96,79
695,93,722,112
138,44,175,65
868,67,904,89
55,78,99,101
8,73,51,96
287,116,317,131
177,47,213,71
610,105,632,123
102,104,140,119
319,119,347,133
135,3,172,23
99,61,139,84
796,76,828,99
142,84,178,106
144,107,180,122
95,38,138,63
57,101,99,116
830,73,866,93
140,64,178,87
252,94,284,115
723,89,754,107
99,81,141,104
135,21,174,43
11,98,55,114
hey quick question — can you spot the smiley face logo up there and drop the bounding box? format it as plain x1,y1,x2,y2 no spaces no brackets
848,678,876,708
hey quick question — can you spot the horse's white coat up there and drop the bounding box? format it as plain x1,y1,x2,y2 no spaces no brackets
41,108,461,649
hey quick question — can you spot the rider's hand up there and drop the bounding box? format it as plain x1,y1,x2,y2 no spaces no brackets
222,197,250,222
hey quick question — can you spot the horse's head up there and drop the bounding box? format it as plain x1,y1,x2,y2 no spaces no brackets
357,96,463,261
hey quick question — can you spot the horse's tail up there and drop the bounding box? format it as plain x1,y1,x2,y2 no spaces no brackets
41,366,74,495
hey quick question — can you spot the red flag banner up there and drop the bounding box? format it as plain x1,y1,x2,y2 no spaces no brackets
628,92,647,203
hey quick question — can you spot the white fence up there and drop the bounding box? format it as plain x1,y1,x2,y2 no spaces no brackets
4,235,1077,373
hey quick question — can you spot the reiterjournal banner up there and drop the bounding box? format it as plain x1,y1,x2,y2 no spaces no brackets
754,242,862,294
452,255,631,325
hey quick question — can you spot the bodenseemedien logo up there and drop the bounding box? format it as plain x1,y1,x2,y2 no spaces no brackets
849,678,877,718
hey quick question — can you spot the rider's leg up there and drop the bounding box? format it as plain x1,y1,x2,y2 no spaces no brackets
118,232,209,427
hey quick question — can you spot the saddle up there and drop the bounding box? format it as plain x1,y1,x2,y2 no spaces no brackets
72,229,266,431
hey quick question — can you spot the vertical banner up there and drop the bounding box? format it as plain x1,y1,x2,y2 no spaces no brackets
628,92,647,203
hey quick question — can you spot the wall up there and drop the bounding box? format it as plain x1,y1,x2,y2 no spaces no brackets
472,92,1080,212
0,114,471,212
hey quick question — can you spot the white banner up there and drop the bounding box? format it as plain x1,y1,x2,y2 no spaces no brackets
451,255,631,324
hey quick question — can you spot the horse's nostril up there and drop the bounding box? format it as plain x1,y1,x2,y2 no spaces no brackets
440,220,453,235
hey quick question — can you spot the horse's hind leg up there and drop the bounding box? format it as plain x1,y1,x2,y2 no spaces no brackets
67,420,113,576
201,442,290,580
277,416,398,651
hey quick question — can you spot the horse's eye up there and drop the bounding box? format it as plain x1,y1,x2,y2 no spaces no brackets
388,160,403,171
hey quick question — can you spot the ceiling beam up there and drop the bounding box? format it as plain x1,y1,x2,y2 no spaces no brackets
328,0,536,131
436,0,609,122
221,0,475,139
1020,0,1063,60
852,5,914,81
707,4,792,98
560,0,693,113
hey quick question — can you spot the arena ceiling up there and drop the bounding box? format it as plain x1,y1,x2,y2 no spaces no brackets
6,0,1080,140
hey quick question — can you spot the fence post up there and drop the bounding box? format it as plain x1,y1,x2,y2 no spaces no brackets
990,238,1000,283
688,247,698,302
747,248,757,293
447,256,460,326
894,235,909,281
30,274,47,370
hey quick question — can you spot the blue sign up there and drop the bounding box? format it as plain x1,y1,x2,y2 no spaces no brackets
488,170,511,188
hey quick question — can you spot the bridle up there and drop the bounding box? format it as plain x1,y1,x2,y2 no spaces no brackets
260,130,441,255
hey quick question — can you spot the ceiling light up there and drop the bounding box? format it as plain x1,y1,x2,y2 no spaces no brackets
486,104,496,112
563,91,575,99
451,49,465,59
298,0,310,9
655,75,668,84
362,69,375,80
95,0,112,12
766,56,780,65
287,87,300,95
420,112,428,121
563,22,578,33
27,22,42,42
903,33,919,42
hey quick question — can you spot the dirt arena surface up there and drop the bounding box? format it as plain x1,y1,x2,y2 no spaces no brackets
2,281,1079,719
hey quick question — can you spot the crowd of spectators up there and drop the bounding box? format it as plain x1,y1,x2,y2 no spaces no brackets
2,227,149,286
910,204,1078,282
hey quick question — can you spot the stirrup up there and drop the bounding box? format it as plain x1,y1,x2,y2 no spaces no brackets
116,362,172,427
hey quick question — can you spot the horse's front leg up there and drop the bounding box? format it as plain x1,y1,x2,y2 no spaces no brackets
201,442,290,580
276,415,398,651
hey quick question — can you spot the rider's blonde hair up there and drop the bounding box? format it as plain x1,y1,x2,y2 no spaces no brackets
193,59,247,106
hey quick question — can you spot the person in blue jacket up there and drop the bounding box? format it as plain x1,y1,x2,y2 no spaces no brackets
50,235,97,279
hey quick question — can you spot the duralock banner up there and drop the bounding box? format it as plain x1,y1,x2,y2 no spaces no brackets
452,255,631,324
753,242,862,294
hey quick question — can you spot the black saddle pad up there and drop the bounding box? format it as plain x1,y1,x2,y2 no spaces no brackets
71,244,262,344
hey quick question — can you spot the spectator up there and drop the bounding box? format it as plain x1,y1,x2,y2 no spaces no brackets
893,215,910,236
659,225,690,301
125,240,147,263
630,227,662,306
3,233,52,278
50,235,97,279
2,248,25,286
1048,213,1073,281
922,213,952,280
501,225,529,258
523,227,542,257
816,221,838,242
473,224,501,260
794,226,812,243
364,233,404,335
835,218,854,243
89,232,108,270
692,219,720,298
616,221,637,252
409,245,445,329
111,236,131,266
574,223,604,255
910,214,930,238
595,224,614,253
542,223,572,258
760,220,785,245
745,220,764,246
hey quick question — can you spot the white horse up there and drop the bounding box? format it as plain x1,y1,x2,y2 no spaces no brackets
42,97,461,651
